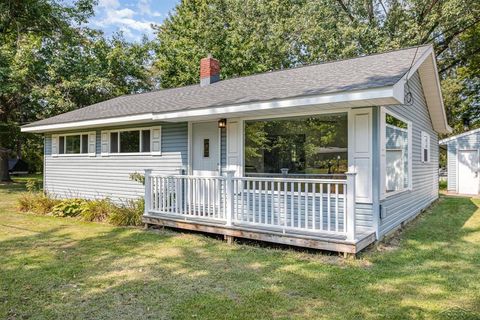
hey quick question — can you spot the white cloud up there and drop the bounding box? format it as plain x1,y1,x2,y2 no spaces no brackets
138,0,162,17
98,0,120,9
90,0,164,41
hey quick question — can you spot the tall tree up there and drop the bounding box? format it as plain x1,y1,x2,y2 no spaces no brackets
0,0,155,180
154,0,480,133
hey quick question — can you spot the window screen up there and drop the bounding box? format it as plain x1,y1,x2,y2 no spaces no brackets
120,130,140,153
141,130,151,152
81,134,89,153
110,132,118,153
59,136,65,154
65,135,81,154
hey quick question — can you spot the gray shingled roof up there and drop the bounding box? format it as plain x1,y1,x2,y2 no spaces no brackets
23,45,430,128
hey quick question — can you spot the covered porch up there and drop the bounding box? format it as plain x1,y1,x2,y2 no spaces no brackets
142,170,376,253
143,107,377,253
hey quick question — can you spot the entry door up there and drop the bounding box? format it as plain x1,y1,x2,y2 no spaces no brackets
458,150,479,195
192,122,220,176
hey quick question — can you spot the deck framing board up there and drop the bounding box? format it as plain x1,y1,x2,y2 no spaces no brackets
142,214,375,254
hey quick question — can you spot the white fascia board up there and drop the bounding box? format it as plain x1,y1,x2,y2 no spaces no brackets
21,113,154,133
439,128,480,145
393,45,452,134
152,86,401,121
22,86,400,133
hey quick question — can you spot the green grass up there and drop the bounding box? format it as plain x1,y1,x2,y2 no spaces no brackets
1,177,479,319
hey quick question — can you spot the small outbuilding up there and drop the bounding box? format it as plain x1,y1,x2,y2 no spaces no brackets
440,128,480,195
8,158,29,175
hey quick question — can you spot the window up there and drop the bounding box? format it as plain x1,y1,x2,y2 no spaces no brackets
57,133,91,155
383,111,411,194
244,113,348,175
109,128,152,154
203,139,210,157
421,131,430,163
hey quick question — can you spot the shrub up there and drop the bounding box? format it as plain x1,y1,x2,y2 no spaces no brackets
51,199,87,217
17,193,37,212
25,179,39,192
81,199,112,222
129,172,145,185
108,198,144,226
34,195,60,215
18,193,59,215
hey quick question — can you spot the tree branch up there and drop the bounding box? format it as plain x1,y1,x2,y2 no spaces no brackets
336,0,355,23
439,46,480,74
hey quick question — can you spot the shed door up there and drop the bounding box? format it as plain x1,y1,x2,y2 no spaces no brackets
458,150,479,195
192,122,220,176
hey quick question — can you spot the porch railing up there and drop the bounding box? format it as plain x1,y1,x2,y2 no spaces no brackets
144,170,357,240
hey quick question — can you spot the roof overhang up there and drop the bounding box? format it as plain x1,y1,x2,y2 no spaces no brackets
21,45,451,134
395,46,452,134
21,85,403,133
439,128,480,145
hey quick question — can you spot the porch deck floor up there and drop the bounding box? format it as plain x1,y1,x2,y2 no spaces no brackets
142,213,376,254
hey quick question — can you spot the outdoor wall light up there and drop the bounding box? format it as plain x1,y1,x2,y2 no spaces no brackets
218,119,227,128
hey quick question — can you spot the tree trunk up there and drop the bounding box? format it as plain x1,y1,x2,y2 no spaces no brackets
0,149,12,182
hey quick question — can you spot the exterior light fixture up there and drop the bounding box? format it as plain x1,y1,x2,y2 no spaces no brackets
218,119,227,128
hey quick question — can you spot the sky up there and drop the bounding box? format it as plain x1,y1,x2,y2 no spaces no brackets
89,0,180,42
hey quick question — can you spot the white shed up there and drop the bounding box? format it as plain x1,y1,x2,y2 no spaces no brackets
440,128,480,195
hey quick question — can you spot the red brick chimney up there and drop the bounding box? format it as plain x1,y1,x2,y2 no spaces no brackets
200,55,220,86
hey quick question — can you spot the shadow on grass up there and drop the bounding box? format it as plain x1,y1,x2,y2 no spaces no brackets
0,195,479,319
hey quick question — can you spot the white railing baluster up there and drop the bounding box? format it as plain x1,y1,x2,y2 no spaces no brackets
246,180,250,222
290,182,294,228
346,172,356,241
270,181,274,225
144,173,350,238
312,182,316,231
335,183,339,232
327,183,331,232
253,181,256,224
283,182,287,230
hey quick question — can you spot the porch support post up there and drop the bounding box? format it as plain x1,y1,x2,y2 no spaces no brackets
224,170,235,227
346,172,356,241
144,169,153,215
176,168,185,214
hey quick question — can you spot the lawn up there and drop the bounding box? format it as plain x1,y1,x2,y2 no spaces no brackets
0,177,479,319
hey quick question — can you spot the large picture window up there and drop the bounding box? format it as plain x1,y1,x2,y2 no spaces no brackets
244,113,348,175
384,111,411,194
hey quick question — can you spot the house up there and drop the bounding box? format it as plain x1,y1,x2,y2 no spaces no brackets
440,128,480,195
21,45,451,254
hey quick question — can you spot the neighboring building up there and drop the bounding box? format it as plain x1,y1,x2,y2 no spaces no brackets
8,158,29,175
440,129,480,195
22,45,451,254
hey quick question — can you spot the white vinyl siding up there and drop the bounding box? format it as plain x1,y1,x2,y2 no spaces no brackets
44,123,186,201
444,131,480,193
379,72,439,237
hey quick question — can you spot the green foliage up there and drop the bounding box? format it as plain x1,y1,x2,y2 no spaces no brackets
108,198,144,226
16,192,144,226
129,172,145,185
81,198,112,222
439,180,448,191
25,179,38,193
51,199,88,217
17,192,59,215
155,0,480,133
0,0,155,180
